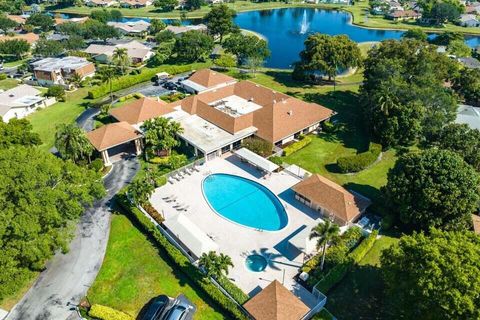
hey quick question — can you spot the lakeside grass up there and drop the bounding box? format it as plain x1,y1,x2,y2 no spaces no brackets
87,213,225,319
53,0,480,35
325,234,400,319
0,78,20,90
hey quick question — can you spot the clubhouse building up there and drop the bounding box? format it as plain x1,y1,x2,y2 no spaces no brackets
87,69,334,165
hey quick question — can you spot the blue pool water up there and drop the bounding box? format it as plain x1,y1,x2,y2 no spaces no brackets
245,255,268,272
202,174,288,231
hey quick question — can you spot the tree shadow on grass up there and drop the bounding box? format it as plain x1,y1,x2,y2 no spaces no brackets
110,210,231,319
326,264,390,320
344,182,381,204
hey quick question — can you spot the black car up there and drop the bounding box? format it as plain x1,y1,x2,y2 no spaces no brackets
164,82,178,90
141,295,170,320
162,304,190,320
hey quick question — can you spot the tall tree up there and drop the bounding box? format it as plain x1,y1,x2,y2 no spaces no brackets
0,146,105,301
26,13,54,30
293,34,362,90
174,30,214,62
401,28,428,42
383,149,480,231
223,33,270,65
34,38,64,57
381,229,480,319
309,220,340,271
452,68,480,107
0,39,30,58
84,19,119,42
198,251,234,279
55,123,94,163
447,39,471,57
149,18,166,34
97,66,118,107
112,47,130,75
204,4,236,43
425,2,461,25
141,117,183,155
0,14,17,34
360,39,458,147
128,177,155,206
185,0,203,10
153,0,178,12
0,118,41,148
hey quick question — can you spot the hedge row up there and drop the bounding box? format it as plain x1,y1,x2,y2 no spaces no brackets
283,136,313,156
116,193,249,320
87,63,210,99
88,304,134,320
217,276,250,305
315,230,378,293
337,143,382,173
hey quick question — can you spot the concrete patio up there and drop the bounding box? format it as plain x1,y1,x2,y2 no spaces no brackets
150,155,323,308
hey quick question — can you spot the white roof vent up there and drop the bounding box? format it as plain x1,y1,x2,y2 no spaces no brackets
287,110,293,116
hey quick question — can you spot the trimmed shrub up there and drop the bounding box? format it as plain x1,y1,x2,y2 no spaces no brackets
87,63,210,99
337,143,382,173
283,135,313,156
268,156,283,166
88,304,133,320
90,159,104,172
315,230,378,293
242,137,272,157
0,74,7,80
217,276,250,304
116,194,249,320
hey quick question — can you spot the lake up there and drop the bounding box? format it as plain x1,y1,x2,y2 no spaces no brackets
233,8,480,68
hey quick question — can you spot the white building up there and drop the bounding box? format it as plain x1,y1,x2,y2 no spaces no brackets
0,85,53,122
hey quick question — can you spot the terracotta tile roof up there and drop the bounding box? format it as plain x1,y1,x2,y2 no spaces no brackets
110,97,173,124
292,174,371,224
177,77,333,143
7,15,26,24
243,280,309,320
187,69,236,89
472,214,480,234
86,121,141,151
119,0,150,5
0,32,39,44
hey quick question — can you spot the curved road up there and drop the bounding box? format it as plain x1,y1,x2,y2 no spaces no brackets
7,109,139,320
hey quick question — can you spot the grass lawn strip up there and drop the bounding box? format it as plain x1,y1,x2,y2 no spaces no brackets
87,213,225,319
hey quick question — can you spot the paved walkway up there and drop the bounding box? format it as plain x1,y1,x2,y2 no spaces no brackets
6,158,139,320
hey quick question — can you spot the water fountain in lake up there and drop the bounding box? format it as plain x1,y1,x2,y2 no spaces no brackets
299,10,309,35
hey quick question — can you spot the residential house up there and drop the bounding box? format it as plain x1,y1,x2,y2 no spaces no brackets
472,214,480,234
84,40,154,64
0,84,52,122
85,0,118,7
387,9,422,21
459,14,480,27
31,56,95,87
291,174,371,226
180,69,238,93
6,15,26,25
0,32,39,45
387,1,404,11
455,104,480,130
88,69,334,165
165,24,208,36
458,57,480,69
243,280,310,320
118,0,152,7
107,20,151,37
54,16,89,26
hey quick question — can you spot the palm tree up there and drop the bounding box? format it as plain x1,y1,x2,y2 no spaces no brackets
112,47,130,75
141,117,184,156
128,177,154,206
198,251,234,279
55,123,93,163
309,220,340,271
97,66,118,107
68,73,83,88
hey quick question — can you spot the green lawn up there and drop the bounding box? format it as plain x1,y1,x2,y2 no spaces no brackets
87,213,226,319
53,0,480,35
325,234,400,320
0,78,20,90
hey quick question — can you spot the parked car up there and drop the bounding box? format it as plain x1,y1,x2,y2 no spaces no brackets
141,295,171,320
164,82,178,90
162,300,192,320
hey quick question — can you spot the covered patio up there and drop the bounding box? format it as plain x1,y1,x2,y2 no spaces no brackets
233,148,279,173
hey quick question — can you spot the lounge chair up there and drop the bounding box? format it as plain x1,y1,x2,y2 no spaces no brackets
166,196,177,202
168,177,175,184
193,165,200,172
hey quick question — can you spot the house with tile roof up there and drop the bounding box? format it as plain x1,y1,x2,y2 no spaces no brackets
0,84,50,122
180,69,238,93
31,56,95,87
107,20,150,36
292,174,371,225
0,32,39,45
165,24,208,36
243,280,310,320
85,0,118,7
88,69,333,165
118,0,152,7
84,40,154,64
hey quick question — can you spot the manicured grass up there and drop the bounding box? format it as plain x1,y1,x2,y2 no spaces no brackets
325,235,400,320
87,213,225,319
0,78,20,90
53,1,480,35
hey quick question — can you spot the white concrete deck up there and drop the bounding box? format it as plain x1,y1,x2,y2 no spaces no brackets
150,155,323,308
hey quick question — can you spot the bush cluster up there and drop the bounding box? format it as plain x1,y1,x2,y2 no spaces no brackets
268,156,283,166
88,304,134,320
217,276,250,304
241,137,273,157
337,143,382,173
283,135,313,156
88,63,209,99
315,230,378,293
116,194,249,320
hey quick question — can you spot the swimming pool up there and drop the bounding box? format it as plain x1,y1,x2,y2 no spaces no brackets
202,174,288,231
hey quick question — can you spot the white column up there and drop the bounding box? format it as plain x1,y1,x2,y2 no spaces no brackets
101,150,111,166
134,139,142,155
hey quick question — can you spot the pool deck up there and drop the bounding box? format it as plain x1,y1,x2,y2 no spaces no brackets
150,155,323,308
